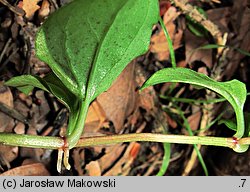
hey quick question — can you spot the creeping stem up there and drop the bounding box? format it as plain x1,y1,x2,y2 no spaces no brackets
0,133,63,149
76,133,231,147
0,132,249,150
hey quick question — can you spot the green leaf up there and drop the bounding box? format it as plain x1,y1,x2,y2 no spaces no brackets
34,0,159,148
36,0,159,102
156,143,171,176
194,44,250,57
5,75,49,95
218,113,250,137
141,68,247,141
186,7,208,37
218,119,237,131
5,73,80,138
6,0,159,153
5,73,78,110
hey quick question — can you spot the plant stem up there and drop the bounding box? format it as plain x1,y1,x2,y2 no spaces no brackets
0,132,249,151
177,106,208,176
66,105,80,136
239,137,250,145
158,15,176,68
156,143,170,176
66,99,90,149
0,133,63,149
155,15,177,176
76,133,233,148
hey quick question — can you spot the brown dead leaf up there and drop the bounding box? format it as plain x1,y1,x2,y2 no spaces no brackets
0,85,13,132
72,148,85,176
177,60,188,68
19,0,41,20
129,142,141,159
84,101,108,133
18,93,32,107
150,7,182,61
104,142,140,176
160,1,171,16
166,113,178,128
197,66,209,76
0,163,50,176
84,61,137,134
97,144,126,172
21,158,38,166
85,161,101,176
14,122,25,134
185,29,212,67
187,111,202,131
85,62,136,134
0,146,18,168
38,0,50,20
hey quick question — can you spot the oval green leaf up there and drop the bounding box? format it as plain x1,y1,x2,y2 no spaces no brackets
34,0,159,148
36,0,159,102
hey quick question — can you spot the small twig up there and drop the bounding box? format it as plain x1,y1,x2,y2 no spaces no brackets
0,38,12,64
0,101,29,124
0,0,25,16
173,0,223,45
200,0,221,4
182,145,201,175
211,35,230,81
